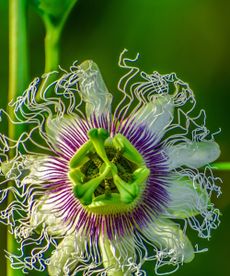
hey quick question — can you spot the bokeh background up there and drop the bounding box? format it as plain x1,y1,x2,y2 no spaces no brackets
0,0,229,275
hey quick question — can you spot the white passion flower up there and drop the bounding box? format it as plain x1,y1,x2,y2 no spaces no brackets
0,50,221,275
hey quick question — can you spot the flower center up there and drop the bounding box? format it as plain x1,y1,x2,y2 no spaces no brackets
68,128,150,213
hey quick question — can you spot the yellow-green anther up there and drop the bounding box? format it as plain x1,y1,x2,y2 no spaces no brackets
70,140,93,168
73,164,111,205
113,167,150,203
132,167,150,185
69,128,150,206
88,128,110,164
113,174,138,203
113,134,145,166
68,168,85,183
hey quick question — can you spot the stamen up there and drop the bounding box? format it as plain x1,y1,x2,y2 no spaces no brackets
68,128,150,209
88,128,110,165
113,134,145,166
69,140,92,168
72,165,111,205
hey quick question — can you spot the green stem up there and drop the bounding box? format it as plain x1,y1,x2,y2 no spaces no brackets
44,22,61,72
210,162,230,171
8,0,29,275
9,0,29,108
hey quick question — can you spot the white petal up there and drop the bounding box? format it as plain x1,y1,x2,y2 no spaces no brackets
45,114,81,148
99,234,135,275
142,218,194,263
20,155,55,185
48,233,85,276
0,155,51,184
46,115,76,137
167,141,220,169
78,60,112,118
20,156,69,235
1,154,42,180
30,195,67,236
165,176,209,219
133,95,173,139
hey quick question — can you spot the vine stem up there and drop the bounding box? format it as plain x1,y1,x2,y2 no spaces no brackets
8,0,29,275
44,21,61,73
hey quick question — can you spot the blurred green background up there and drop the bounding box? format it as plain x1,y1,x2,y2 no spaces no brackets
0,0,229,275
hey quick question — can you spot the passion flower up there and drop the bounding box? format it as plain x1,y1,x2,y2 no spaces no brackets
0,50,221,275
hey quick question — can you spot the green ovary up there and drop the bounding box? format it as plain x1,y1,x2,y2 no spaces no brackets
68,128,150,214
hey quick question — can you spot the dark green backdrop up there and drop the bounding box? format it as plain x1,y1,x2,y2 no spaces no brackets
0,0,229,275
